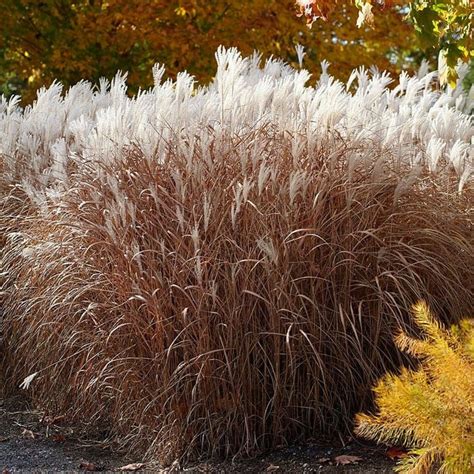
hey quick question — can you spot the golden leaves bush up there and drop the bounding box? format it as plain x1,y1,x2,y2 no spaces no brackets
356,302,474,473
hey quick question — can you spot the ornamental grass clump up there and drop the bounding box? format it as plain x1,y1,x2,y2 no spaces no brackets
0,48,473,463
355,302,474,474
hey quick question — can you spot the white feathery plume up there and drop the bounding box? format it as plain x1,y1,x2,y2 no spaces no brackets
20,372,39,389
0,46,471,203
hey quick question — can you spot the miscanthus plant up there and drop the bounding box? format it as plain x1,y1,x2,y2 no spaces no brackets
0,48,472,462
355,302,474,474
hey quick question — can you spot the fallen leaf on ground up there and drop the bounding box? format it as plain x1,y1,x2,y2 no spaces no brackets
334,454,363,465
386,446,409,460
79,461,97,471
119,463,145,471
52,433,66,443
21,428,35,439
316,457,331,463
43,414,66,425
266,464,280,472
2,468,11,474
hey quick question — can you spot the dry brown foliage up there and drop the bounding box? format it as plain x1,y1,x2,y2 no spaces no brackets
1,129,472,463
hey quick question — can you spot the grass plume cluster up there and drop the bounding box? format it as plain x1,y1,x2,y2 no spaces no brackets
356,302,474,473
0,48,472,463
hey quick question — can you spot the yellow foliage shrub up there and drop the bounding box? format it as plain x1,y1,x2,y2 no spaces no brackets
355,301,474,474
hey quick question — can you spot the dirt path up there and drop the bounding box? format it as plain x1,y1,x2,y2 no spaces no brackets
0,396,397,473
0,396,130,472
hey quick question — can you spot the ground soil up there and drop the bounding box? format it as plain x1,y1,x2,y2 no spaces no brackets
0,395,398,473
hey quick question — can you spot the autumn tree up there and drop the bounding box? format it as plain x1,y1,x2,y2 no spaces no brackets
0,0,420,102
297,0,473,86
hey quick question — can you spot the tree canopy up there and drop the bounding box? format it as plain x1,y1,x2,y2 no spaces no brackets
297,0,473,87
1,0,420,102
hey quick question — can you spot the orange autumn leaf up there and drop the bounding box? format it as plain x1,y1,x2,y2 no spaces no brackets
296,0,338,25
386,446,409,460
